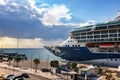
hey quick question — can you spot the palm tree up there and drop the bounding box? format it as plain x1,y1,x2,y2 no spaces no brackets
104,70,113,80
8,56,13,67
33,58,40,72
14,56,22,67
97,66,103,74
50,60,59,74
71,62,77,70
50,60,59,68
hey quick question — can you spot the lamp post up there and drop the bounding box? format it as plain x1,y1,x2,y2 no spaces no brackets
47,54,49,69
85,72,87,80
13,59,15,75
31,53,33,71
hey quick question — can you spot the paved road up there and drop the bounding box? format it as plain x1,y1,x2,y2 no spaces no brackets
0,66,51,80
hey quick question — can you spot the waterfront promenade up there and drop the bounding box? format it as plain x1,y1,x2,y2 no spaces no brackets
0,59,120,80
0,60,60,80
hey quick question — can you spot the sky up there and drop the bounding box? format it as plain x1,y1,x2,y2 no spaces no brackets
0,0,120,48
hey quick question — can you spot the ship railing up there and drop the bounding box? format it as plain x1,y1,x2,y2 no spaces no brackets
92,51,120,54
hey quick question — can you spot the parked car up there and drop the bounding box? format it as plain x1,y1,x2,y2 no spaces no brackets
41,68,50,72
5,74,14,80
5,73,30,80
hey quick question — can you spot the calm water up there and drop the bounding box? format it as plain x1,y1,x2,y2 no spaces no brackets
4,48,62,61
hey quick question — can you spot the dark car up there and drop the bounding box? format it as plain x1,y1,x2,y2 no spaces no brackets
5,74,14,80
41,68,50,72
21,73,30,78
12,73,30,80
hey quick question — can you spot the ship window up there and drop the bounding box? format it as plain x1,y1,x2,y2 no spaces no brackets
111,59,113,61
75,45,77,47
94,31,100,34
110,34,117,37
81,33,86,35
87,32,92,35
109,30,117,33
78,45,80,47
115,59,117,61
101,35,108,38
72,45,74,47
96,26,107,30
94,35,100,38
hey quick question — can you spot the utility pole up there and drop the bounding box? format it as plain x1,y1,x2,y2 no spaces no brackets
47,54,49,69
31,53,33,71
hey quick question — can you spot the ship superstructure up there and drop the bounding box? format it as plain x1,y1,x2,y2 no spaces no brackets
45,12,120,67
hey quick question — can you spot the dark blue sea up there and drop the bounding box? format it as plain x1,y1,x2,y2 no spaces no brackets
4,48,63,61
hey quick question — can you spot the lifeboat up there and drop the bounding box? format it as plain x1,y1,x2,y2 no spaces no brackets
118,44,120,48
99,43,114,48
86,43,95,47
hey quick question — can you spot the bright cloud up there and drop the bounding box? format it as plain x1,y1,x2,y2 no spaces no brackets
0,37,43,48
27,0,47,15
27,0,36,9
40,4,71,26
26,0,72,26
0,0,8,5
40,3,49,7
0,0,72,27
11,2,19,8
0,37,64,48
79,20,96,27
0,0,94,48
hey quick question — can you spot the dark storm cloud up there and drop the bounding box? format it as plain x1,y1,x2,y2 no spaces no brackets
0,4,73,40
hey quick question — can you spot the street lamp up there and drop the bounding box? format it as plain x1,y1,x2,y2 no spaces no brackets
85,72,87,80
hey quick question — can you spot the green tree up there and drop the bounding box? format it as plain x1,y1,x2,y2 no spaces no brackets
104,70,113,80
105,72,112,80
71,62,77,70
14,56,22,67
97,66,103,74
33,58,40,72
50,60,59,68
8,56,13,67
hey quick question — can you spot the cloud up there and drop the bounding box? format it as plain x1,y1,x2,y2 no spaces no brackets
27,0,72,26
42,39,64,46
40,3,49,7
0,0,74,40
0,0,73,27
40,4,72,26
79,20,96,27
0,37,64,48
0,0,83,48
0,0,8,5
0,37,43,48
27,0,36,9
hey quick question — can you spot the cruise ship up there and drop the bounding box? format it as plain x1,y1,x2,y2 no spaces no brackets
45,12,120,67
